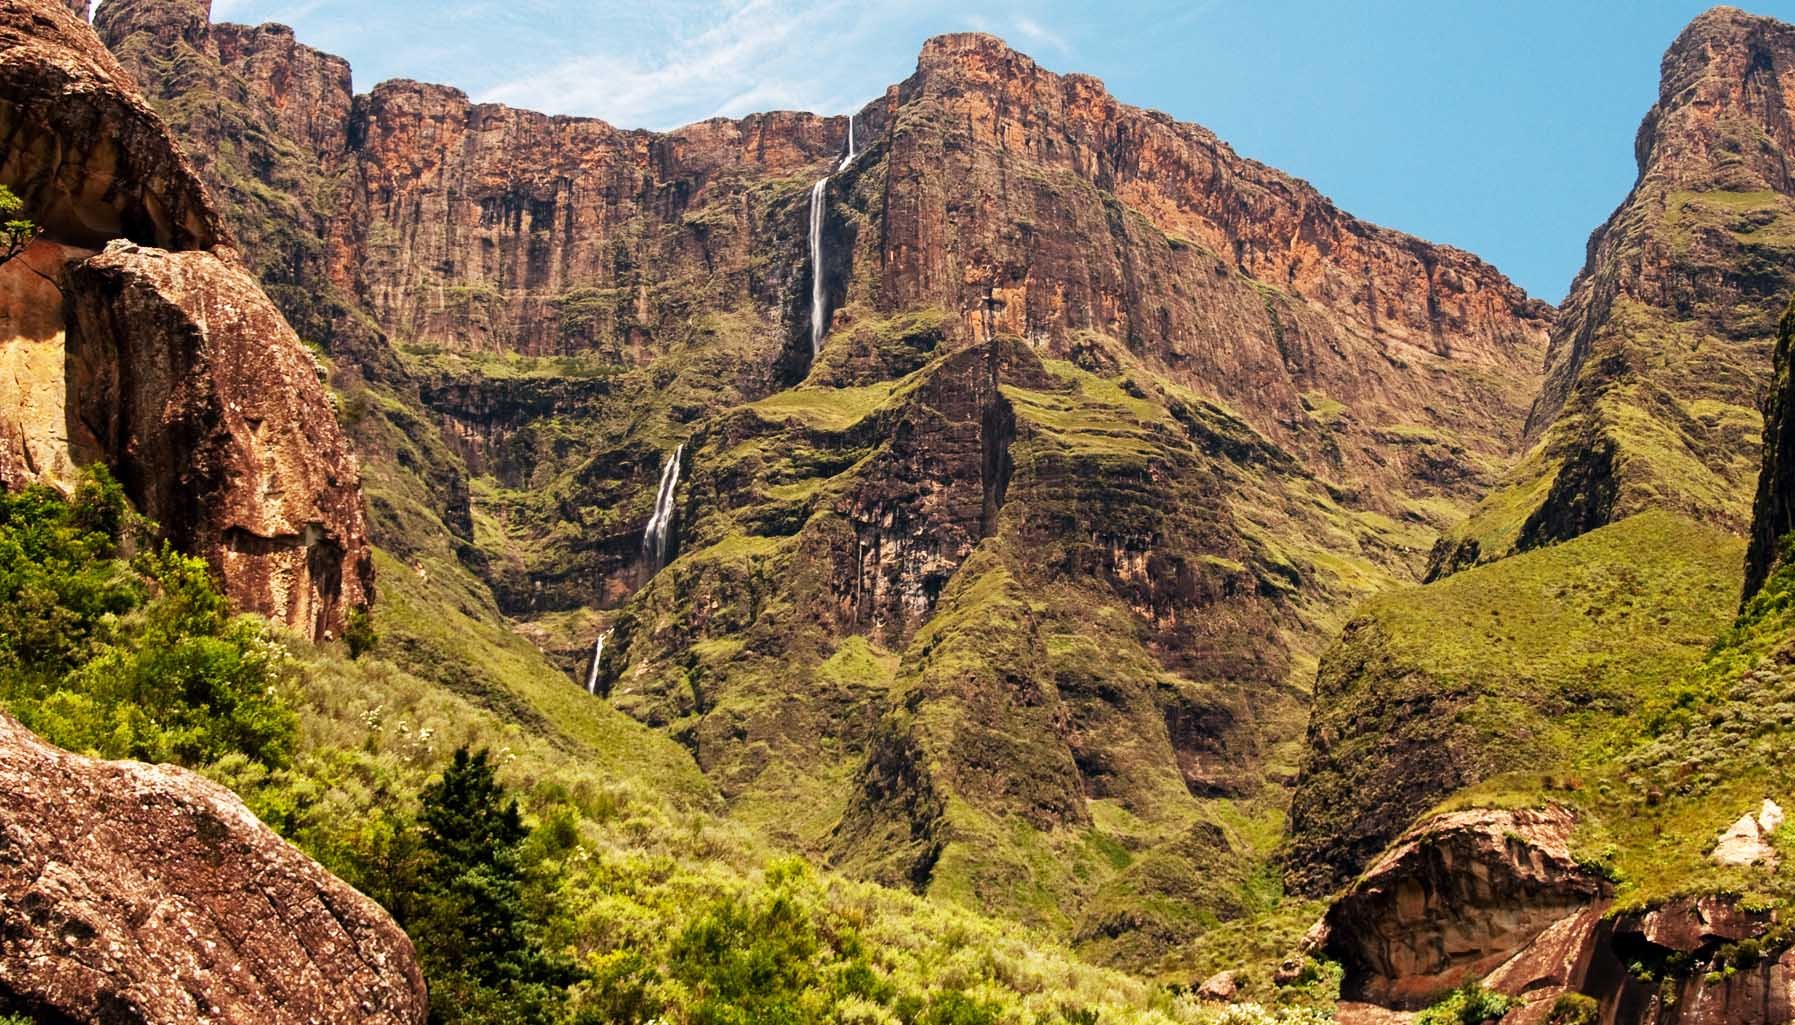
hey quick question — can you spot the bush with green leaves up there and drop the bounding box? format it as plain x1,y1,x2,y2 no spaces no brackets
0,184,40,265
0,468,296,768
1413,982,1514,1025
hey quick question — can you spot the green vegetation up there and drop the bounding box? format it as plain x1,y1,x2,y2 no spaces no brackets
1291,511,1744,891
0,469,297,769
0,184,39,265
1413,982,1514,1025
0,466,1357,1025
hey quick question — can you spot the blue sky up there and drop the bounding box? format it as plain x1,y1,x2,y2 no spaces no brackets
199,1,1795,301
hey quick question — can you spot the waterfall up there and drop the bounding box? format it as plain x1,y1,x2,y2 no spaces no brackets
808,176,830,356
642,443,684,569
584,630,609,694
809,115,859,358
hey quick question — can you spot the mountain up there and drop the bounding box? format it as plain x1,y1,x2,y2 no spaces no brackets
1288,3,1795,900
12,1,1795,1023
1277,10,1795,1023
86,0,1562,958
1430,6,1795,579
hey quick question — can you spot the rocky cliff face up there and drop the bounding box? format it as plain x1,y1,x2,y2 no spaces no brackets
92,0,1555,960
1433,6,1795,577
0,711,427,1024
1745,301,1795,599
0,0,372,639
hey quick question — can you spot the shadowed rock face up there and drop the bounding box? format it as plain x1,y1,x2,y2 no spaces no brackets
1745,301,1795,600
1319,805,1609,1009
1322,805,1795,1025
1434,6,1795,578
0,0,373,640
0,0,223,250
65,242,373,639
0,711,427,1025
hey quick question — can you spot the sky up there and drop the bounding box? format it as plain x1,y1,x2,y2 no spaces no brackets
198,1,1795,302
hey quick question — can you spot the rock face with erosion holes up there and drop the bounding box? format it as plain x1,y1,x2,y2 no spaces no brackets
0,711,427,1024
0,0,373,639
64,241,374,638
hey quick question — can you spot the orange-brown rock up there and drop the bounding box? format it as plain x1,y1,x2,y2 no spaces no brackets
65,241,373,638
1318,804,1610,1010
873,32,1550,508
1319,802,1795,1025
0,0,223,251
1,0,373,639
1434,6,1795,577
98,0,1550,539
0,710,426,1024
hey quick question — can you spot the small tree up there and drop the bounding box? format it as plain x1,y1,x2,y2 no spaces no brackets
411,746,571,1023
0,185,41,265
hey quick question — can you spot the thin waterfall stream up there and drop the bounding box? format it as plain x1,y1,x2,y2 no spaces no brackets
808,115,858,357
584,630,609,694
642,443,684,570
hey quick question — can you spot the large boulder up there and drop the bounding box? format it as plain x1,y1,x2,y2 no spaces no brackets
65,241,373,640
1318,804,1610,1009
0,711,426,1024
0,0,373,639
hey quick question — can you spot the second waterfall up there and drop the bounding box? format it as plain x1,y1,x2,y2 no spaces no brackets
642,443,684,572
808,116,858,358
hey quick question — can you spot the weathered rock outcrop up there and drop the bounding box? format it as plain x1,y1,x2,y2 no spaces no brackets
0,0,373,639
1435,6,1795,577
1319,805,1609,1009
66,242,373,638
0,0,223,250
1322,805,1795,1025
0,711,427,1024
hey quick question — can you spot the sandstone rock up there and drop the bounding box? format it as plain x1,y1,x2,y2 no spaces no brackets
0,0,224,251
0,0,375,640
1196,970,1241,1001
0,239,94,489
64,241,373,639
1320,805,1609,1009
0,710,426,1024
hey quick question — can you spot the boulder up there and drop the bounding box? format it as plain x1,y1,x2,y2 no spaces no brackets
64,241,374,639
0,711,426,1024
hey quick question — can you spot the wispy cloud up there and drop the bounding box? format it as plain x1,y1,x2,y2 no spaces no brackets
1011,15,1070,54
479,0,862,128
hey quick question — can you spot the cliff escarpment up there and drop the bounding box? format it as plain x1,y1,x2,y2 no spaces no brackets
93,0,1555,962
1433,7,1795,578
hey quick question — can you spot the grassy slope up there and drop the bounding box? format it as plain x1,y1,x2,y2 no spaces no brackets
1288,511,1745,894
1436,180,1791,572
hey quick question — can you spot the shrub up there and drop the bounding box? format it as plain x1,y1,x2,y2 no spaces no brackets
1546,993,1597,1025
344,606,379,659
0,184,40,265
1414,981,1515,1025
0,468,295,769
